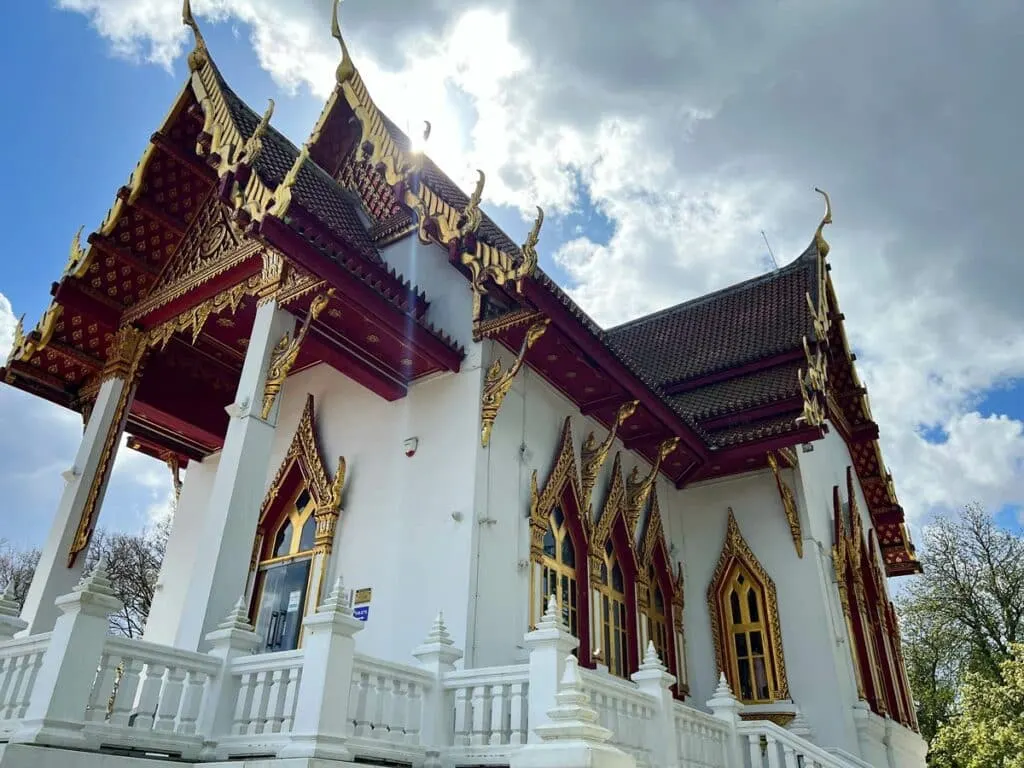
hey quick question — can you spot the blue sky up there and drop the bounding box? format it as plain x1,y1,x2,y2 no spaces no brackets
2,1,1024,553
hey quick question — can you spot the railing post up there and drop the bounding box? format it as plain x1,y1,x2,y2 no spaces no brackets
198,596,260,748
278,576,363,760
523,595,579,743
0,583,28,641
631,641,680,768
706,672,743,768
511,655,634,768
12,557,122,748
412,612,464,750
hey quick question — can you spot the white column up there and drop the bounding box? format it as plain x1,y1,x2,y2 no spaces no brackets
13,558,123,748
413,612,464,748
631,641,679,768
21,329,143,636
172,298,294,651
278,576,363,759
523,595,579,743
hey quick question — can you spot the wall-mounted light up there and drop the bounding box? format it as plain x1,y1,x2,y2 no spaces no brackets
451,510,464,522
404,437,419,457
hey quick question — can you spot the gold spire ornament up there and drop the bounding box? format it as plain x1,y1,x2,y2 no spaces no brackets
182,0,208,70
64,226,91,279
813,187,832,259
625,437,679,534
457,170,486,240
261,289,335,420
516,206,543,291
480,318,550,447
330,0,356,84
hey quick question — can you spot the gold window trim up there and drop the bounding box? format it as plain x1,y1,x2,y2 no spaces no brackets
257,393,347,560
707,509,790,702
529,417,588,629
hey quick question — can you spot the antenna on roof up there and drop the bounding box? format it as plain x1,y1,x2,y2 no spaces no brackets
761,230,778,269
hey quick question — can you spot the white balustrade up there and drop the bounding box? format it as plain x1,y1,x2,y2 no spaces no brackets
738,720,864,768
578,666,657,768
673,701,730,768
345,652,433,762
445,664,529,758
0,634,50,733
227,650,303,738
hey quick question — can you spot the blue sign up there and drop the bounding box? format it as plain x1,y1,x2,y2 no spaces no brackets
353,605,369,621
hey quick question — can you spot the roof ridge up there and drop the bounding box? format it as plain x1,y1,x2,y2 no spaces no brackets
607,245,817,335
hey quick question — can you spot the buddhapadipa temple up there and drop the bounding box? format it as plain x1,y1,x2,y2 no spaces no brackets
0,3,925,768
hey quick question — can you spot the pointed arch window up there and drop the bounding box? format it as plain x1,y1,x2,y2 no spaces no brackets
529,418,592,660
708,511,788,704
596,540,630,678
646,565,670,669
250,394,346,654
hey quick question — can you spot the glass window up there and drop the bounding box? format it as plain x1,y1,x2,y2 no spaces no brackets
723,563,777,704
541,508,579,639
598,545,630,678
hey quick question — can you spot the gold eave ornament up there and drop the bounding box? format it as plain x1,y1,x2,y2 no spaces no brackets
480,318,550,447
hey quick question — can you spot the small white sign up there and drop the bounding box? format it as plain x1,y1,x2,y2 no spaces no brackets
287,590,302,613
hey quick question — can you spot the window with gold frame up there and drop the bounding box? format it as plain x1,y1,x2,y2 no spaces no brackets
596,540,630,678
646,564,670,669
540,505,581,639
707,511,789,705
252,484,318,653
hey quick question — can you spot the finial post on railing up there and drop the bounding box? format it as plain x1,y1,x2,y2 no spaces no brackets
0,582,27,641
279,574,363,760
413,610,464,748
707,672,744,767
199,595,261,744
11,557,123,748
523,595,579,743
511,655,634,768
631,641,679,768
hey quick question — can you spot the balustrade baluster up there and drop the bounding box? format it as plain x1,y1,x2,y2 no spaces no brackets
765,734,782,768
782,743,799,768
372,673,388,737
391,678,408,738
509,682,525,745
232,670,255,735
246,670,270,735
470,685,487,746
406,680,423,745
453,686,470,746
176,669,206,735
85,652,115,722
154,666,186,731
109,657,143,727
13,652,44,720
0,656,18,717
265,669,287,733
489,683,506,745
748,733,764,767
281,666,301,733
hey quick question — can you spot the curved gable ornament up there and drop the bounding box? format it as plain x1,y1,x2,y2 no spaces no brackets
259,393,346,555
707,509,790,700
590,453,639,580
529,417,587,555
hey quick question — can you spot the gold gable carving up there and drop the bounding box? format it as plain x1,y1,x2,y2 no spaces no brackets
589,453,637,584
259,393,346,555
152,201,240,294
529,417,587,557
707,509,790,701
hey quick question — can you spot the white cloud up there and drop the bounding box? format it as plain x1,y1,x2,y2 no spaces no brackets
55,1,1024,533
0,292,16,361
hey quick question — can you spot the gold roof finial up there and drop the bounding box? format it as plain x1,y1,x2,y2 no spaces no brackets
813,187,832,259
182,0,208,70
515,206,543,288
331,0,356,84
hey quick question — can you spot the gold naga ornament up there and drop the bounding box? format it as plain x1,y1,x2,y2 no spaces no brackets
625,437,679,535
261,289,335,420
580,400,638,516
480,318,550,447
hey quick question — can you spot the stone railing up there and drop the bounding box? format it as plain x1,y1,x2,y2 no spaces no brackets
0,564,902,768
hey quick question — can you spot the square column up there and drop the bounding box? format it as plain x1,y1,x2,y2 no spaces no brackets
20,328,145,635
171,298,295,651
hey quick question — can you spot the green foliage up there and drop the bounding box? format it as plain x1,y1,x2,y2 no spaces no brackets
896,504,1024,763
928,644,1024,768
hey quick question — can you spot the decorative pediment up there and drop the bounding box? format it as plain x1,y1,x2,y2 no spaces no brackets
590,453,638,581
529,417,586,556
639,489,669,569
260,393,346,528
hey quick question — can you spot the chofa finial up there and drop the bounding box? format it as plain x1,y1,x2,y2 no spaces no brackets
331,0,356,84
813,187,832,259
182,0,208,70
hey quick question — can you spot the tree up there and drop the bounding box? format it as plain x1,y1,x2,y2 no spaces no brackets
0,540,40,605
928,644,1024,768
0,517,168,638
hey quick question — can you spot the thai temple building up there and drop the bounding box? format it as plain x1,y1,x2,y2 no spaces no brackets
0,3,927,767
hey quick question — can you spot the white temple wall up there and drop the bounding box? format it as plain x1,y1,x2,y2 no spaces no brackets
263,353,483,665
668,470,862,755
144,456,220,647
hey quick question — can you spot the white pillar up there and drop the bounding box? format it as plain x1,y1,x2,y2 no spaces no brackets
523,595,580,743
413,612,464,748
279,576,363,760
21,329,144,636
631,641,679,768
172,299,294,651
13,558,123,748
706,672,743,768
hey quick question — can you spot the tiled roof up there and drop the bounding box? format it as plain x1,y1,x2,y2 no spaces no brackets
606,249,820,387
669,361,803,422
